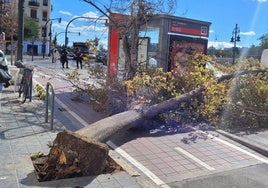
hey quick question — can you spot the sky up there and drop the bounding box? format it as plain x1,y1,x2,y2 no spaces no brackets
51,0,268,49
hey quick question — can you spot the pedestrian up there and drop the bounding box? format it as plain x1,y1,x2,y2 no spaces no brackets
0,50,11,97
60,48,69,69
74,48,83,69
52,48,59,63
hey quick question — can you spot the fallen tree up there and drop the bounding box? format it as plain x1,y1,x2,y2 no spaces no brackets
33,66,267,181
76,87,204,142
32,87,204,181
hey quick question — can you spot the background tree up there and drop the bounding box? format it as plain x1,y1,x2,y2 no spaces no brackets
1,2,39,64
85,37,99,54
247,44,261,59
258,34,268,49
107,0,176,80
24,15,39,40
1,1,18,64
258,34,268,57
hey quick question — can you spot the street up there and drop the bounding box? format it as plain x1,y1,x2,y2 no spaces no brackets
15,56,268,188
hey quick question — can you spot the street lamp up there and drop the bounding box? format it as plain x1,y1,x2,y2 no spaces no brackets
31,36,34,61
42,17,61,58
53,31,80,46
230,24,240,64
64,16,106,47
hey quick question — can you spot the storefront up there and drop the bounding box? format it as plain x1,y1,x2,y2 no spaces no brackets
107,13,211,78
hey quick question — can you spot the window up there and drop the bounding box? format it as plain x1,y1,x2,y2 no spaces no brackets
30,9,37,19
43,0,48,6
42,12,47,21
139,26,160,65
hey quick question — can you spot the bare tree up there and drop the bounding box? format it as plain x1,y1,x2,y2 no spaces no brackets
1,1,18,64
106,0,176,79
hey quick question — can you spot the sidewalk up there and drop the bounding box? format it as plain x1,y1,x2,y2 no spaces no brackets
0,86,155,188
1,57,268,187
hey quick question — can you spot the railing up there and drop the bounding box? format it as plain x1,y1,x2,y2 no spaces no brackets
45,82,55,130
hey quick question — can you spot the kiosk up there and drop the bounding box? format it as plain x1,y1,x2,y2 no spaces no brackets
107,13,211,78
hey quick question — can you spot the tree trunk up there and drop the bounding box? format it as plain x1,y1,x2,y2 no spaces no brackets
76,87,204,142
32,87,204,181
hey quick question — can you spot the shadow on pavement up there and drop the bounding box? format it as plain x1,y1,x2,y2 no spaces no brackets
20,171,96,188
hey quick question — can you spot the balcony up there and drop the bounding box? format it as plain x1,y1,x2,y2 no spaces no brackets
28,1,40,6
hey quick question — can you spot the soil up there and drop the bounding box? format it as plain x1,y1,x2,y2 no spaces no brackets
31,153,123,182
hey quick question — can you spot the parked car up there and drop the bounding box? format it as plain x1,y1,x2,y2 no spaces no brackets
88,52,96,59
81,52,96,61
96,52,107,65
67,51,75,60
0,50,8,65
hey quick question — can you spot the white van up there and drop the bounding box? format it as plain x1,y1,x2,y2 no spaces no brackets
260,49,268,67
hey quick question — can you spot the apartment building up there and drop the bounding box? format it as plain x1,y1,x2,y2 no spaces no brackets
6,0,52,56
23,0,52,56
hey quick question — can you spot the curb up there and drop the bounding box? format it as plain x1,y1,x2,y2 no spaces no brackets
216,129,268,158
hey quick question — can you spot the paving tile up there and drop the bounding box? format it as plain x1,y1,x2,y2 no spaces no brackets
0,86,145,188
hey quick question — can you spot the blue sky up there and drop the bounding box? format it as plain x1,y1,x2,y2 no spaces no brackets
51,0,268,49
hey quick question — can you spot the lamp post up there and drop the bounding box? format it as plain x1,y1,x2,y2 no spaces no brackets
42,17,61,58
230,24,240,64
64,16,106,47
31,36,34,61
54,31,80,46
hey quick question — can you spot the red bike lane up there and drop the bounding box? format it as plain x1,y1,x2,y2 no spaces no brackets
31,61,268,187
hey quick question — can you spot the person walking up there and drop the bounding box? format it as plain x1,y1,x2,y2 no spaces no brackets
60,48,69,69
52,48,59,63
74,48,83,69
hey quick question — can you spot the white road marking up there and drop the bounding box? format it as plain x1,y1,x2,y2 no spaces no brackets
107,141,171,188
208,134,268,164
189,127,268,164
174,147,215,171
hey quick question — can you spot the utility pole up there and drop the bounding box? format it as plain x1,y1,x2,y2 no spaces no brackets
43,17,61,58
230,24,240,65
17,0,24,61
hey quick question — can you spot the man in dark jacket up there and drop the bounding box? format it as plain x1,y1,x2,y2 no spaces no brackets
75,48,83,69
60,48,69,68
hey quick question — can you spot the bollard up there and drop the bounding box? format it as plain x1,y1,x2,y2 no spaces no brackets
45,82,55,130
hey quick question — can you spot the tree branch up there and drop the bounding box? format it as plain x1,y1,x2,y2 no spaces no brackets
217,69,268,83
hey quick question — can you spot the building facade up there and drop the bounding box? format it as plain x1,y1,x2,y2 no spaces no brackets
23,0,52,56
3,0,52,56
